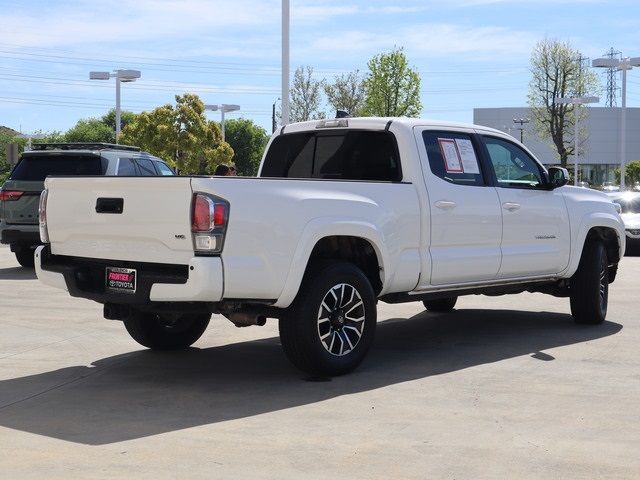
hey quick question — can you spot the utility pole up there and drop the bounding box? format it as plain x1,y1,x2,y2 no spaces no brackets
513,118,530,143
603,48,621,107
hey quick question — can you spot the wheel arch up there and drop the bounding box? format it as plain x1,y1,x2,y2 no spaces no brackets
564,214,625,278
273,219,389,308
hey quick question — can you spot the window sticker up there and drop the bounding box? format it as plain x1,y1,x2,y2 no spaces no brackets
454,138,480,174
437,138,463,173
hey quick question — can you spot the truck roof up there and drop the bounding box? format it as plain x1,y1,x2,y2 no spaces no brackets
279,117,507,136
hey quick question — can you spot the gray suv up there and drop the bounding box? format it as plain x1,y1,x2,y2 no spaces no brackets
0,143,174,267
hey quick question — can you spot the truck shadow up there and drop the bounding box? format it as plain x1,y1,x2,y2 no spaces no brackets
0,266,36,280
0,309,622,445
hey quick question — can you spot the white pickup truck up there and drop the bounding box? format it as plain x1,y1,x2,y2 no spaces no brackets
36,117,625,375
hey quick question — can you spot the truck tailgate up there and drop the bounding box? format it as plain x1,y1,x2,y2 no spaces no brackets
45,177,194,264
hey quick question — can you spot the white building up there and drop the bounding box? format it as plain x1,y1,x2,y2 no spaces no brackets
473,107,640,185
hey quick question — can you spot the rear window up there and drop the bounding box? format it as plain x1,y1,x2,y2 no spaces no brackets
9,154,104,181
261,131,401,181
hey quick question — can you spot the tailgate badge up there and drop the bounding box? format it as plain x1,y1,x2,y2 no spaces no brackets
175,234,186,239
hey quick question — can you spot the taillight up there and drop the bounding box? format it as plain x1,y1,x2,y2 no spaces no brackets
39,189,49,243
0,189,24,201
191,193,229,255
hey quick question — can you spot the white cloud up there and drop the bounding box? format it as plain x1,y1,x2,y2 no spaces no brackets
0,0,278,48
302,23,538,62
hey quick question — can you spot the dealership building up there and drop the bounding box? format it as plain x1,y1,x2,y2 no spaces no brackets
473,107,640,185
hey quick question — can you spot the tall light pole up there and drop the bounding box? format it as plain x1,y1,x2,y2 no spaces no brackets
272,97,280,133
592,55,640,190
282,0,290,125
555,96,599,186
513,117,530,143
89,69,141,144
204,104,240,142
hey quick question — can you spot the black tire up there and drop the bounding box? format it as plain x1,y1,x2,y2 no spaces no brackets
14,249,35,268
124,311,211,350
570,241,608,325
423,296,457,312
279,262,377,376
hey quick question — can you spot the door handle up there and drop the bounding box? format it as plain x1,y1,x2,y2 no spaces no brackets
435,200,457,210
502,202,521,211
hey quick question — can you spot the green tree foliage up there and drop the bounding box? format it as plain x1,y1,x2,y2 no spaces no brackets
101,109,137,132
224,119,269,176
324,70,365,117
120,94,233,174
65,119,115,143
614,160,640,187
63,109,137,144
362,48,422,117
290,66,325,122
528,39,600,167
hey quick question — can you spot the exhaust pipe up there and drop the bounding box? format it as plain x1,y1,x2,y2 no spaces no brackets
224,312,267,328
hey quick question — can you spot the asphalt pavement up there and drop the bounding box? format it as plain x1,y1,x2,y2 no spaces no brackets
0,244,638,479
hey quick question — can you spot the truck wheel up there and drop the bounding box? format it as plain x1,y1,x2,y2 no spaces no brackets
14,249,35,268
279,262,377,376
570,241,608,325
124,312,211,350
423,296,457,312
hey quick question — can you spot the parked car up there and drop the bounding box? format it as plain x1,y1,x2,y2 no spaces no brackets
36,119,625,376
609,191,640,253
602,181,620,192
0,143,174,268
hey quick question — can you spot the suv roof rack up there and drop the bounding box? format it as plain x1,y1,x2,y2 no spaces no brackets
31,143,141,152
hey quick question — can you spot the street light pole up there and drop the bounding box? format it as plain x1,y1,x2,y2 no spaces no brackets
272,98,280,133
89,69,141,144
282,0,290,125
592,55,640,190
115,74,121,142
556,96,599,186
204,104,240,142
513,117,530,143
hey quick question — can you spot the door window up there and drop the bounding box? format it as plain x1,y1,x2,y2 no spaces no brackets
422,131,484,186
482,136,545,189
136,158,157,176
154,161,175,176
117,158,138,176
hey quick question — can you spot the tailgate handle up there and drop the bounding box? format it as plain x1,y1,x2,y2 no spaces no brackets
96,197,124,214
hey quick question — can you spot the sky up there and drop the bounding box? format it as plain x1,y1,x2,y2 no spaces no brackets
1,0,640,135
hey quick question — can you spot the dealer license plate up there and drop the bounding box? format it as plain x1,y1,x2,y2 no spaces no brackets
106,267,137,294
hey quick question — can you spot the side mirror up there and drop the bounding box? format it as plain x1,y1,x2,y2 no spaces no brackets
547,167,569,189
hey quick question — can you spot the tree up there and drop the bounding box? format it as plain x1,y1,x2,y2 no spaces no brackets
101,109,137,133
120,94,233,174
614,160,640,187
362,48,422,117
224,119,269,176
528,39,600,167
65,119,115,143
324,70,365,117
290,66,325,122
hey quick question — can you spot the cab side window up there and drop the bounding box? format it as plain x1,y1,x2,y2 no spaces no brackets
482,136,545,189
422,131,484,186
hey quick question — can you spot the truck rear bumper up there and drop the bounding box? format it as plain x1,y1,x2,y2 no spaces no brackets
35,245,224,304
1,224,40,250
